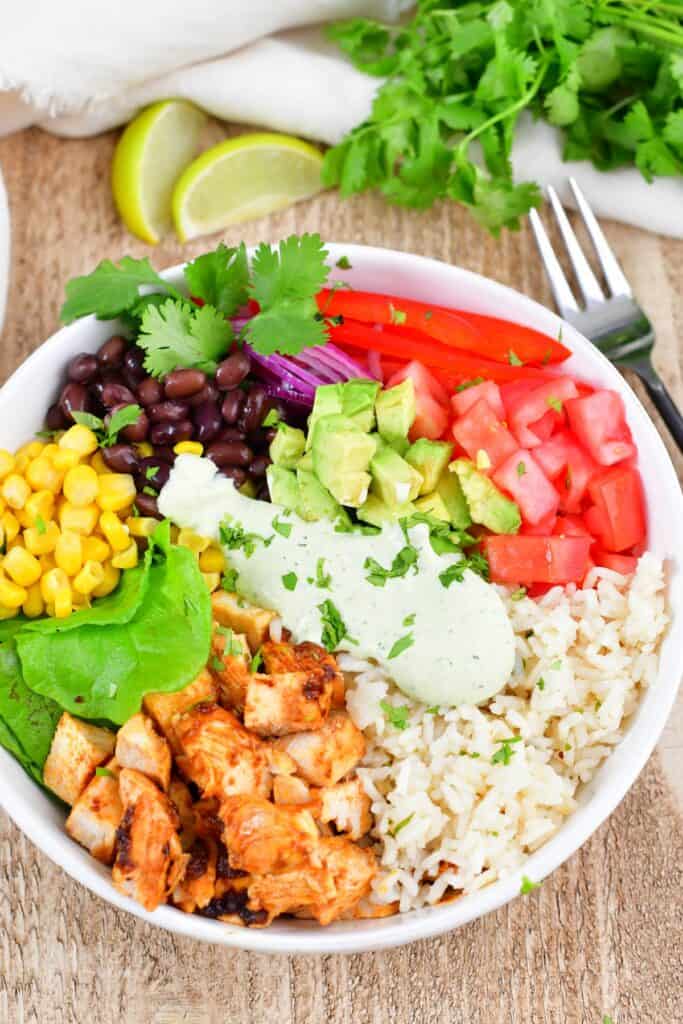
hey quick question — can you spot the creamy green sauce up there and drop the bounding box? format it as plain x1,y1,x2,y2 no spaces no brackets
159,455,515,707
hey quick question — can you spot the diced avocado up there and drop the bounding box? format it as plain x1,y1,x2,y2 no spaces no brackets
357,494,416,528
266,465,300,511
370,445,423,508
450,458,521,534
269,424,306,469
435,471,472,529
296,469,342,522
405,439,454,495
414,492,450,523
341,378,381,432
375,379,416,447
311,414,376,508
239,479,258,499
297,451,314,473
306,384,344,449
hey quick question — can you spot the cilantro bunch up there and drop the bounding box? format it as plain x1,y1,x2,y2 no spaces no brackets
324,0,683,233
59,234,332,376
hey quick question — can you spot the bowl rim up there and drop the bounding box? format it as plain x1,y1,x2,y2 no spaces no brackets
0,241,681,955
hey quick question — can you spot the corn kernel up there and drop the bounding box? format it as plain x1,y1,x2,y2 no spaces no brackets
111,541,138,570
90,450,109,475
177,528,210,555
39,553,57,573
201,572,221,593
92,562,120,598
25,490,55,527
3,546,42,587
73,560,106,596
64,464,99,507
0,572,28,608
26,456,63,494
174,441,204,456
0,450,15,481
16,509,32,529
41,443,60,460
0,603,17,621
59,502,99,536
54,585,73,619
199,546,226,573
59,424,99,457
0,497,5,516
8,535,25,552
55,531,83,577
24,520,60,555
52,448,81,472
82,536,111,562
126,516,158,538
16,440,44,461
2,511,20,544
96,473,136,513
72,593,92,611
2,474,31,510
99,511,130,552
136,442,153,458
22,583,45,619
41,568,69,602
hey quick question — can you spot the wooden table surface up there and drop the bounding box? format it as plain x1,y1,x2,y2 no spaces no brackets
0,127,681,1024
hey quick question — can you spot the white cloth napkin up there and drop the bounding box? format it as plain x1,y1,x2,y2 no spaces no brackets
0,1,681,239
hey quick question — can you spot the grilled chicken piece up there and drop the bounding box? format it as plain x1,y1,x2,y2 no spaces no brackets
211,591,276,652
174,703,271,800
143,670,217,753
115,713,172,791
244,670,333,738
318,778,372,840
172,837,218,913
65,757,122,864
43,713,116,805
276,712,365,787
112,768,188,911
272,775,313,806
168,776,197,852
210,627,251,712
219,795,319,875
260,639,346,709
265,747,297,776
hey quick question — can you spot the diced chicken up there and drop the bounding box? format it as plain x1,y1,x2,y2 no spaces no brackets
43,712,116,806
143,670,217,753
260,641,343,688
174,703,271,800
211,591,276,652
219,795,319,875
244,669,333,738
318,778,372,840
112,768,188,912
193,796,224,840
65,757,122,864
210,627,251,712
276,712,365,787
168,776,197,851
115,713,172,791
272,775,313,806
172,837,217,913
265,747,297,776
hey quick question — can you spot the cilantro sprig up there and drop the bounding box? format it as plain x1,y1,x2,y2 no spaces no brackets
364,544,418,587
72,405,143,447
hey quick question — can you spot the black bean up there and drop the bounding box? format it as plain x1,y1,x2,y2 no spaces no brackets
102,444,140,474
220,390,245,424
256,482,270,502
193,401,222,444
149,420,193,446
215,351,251,390
136,376,163,407
101,380,137,409
249,454,271,478
216,426,246,443
120,409,149,443
264,427,278,445
151,446,176,463
124,346,146,376
97,335,127,368
188,382,220,408
206,441,253,468
148,400,190,423
134,492,160,518
68,353,99,383
240,384,267,435
164,368,206,399
138,457,171,492
46,403,68,431
246,427,271,451
59,382,90,422
219,467,247,487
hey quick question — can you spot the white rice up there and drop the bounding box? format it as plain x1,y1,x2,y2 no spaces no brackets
338,553,669,912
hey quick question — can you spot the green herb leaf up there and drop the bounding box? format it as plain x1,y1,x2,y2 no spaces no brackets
221,568,239,592
380,699,410,730
272,516,292,538
454,377,485,393
403,613,416,627
425,705,439,714
95,766,117,779
210,654,225,672
71,411,105,432
510,587,527,601
388,633,414,659
516,461,526,477
220,518,273,558
104,404,142,446
282,571,298,591
547,396,563,414
312,557,331,589
551,659,562,670
318,599,350,652
250,648,264,674
491,735,522,766
508,349,524,367
389,813,414,837
60,256,182,323
262,409,282,428
215,626,244,658
336,256,353,270
183,242,249,316
537,678,545,691
364,545,418,587
34,516,47,536
439,550,490,587
520,875,540,894
138,299,234,378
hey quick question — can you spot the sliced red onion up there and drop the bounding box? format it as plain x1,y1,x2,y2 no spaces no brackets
262,380,314,408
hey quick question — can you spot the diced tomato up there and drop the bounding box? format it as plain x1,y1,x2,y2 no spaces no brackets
565,390,636,465
584,504,613,548
386,361,450,440
587,466,646,552
483,535,592,584
500,379,535,417
387,360,450,404
593,548,638,575
507,378,578,448
534,431,598,513
494,450,560,525
451,399,518,469
529,409,561,442
521,512,558,535
451,380,505,420
552,515,592,539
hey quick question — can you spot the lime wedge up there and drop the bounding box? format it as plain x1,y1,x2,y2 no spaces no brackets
112,100,207,244
172,133,324,241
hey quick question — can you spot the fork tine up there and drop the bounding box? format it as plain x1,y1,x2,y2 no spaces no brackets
528,208,580,317
546,186,605,306
568,177,632,298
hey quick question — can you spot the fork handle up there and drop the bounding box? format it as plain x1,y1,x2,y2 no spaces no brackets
633,364,683,453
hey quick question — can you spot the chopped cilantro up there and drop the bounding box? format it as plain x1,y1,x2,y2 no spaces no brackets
403,613,416,627
389,303,407,325
282,571,298,591
439,551,489,587
262,409,282,428
516,461,526,477
520,875,540,895
425,706,439,714
34,515,47,536
537,678,545,691
318,599,350,652
547,396,563,414
335,256,352,270
250,649,264,673
142,486,156,497
220,518,273,558
221,567,239,591
508,350,523,367
310,557,331,589
492,735,522,766
145,465,159,481
388,633,414,659
72,404,143,448
551,659,562,670
272,515,292,538
454,376,484,393
210,655,224,672
364,545,418,587
510,587,527,601
380,699,410,730
95,767,116,779
389,813,414,837
215,626,244,657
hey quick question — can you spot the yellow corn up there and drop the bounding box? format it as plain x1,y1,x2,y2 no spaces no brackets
73,560,105,596
174,441,204,456
26,456,63,494
7,535,24,551
0,603,17,620
41,443,60,461
39,552,57,574
82,536,111,562
126,516,157,538
90,450,109,475
24,489,55,527
0,450,15,482
0,572,28,608
201,572,221,593
55,530,83,577
41,567,70,602
53,584,73,619
63,464,99,507
2,511,20,544
99,511,130,552
72,593,92,611
111,541,138,570
92,562,120,598
199,546,226,573
177,528,210,555
0,497,5,516
136,442,153,458
15,509,33,529
59,502,99,536
3,546,42,587
96,473,136,513
24,520,60,555
22,583,45,619
52,448,81,472
2,474,31,510
59,424,99,457
16,440,44,462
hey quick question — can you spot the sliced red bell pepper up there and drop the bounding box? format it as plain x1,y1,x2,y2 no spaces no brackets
565,391,636,465
451,399,518,470
494,450,560,526
587,466,646,552
483,535,592,584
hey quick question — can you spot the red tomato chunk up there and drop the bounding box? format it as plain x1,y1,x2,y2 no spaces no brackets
451,399,518,469
494,451,560,526
484,535,592,585
565,391,636,466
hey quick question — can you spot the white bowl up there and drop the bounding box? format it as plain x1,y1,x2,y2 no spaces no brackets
0,244,681,954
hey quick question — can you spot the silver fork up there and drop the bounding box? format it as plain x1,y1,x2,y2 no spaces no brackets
529,178,683,453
